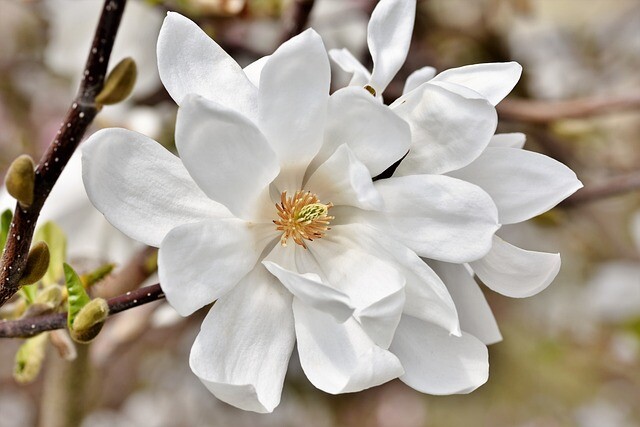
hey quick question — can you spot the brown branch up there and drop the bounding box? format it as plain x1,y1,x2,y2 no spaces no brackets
280,0,316,43
0,283,164,338
564,172,640,207
0,0,128,307
497,94,640,123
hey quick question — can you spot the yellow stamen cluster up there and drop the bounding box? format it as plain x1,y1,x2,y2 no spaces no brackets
274,191,334,248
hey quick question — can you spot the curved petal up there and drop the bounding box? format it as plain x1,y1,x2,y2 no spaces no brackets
176,94,279,220
367,0,416,94
471,235,561,298
159,218,276,316
293,299,403,394
331,224,460,336
364,175,500,263
243,55,269,87
429,261,502,345
448,147,583,224
190,265,295,413
391,315,489,395
313,86,411,177
157,12,257,119
263,244,354,322
81,128,228,247
310,238,406,349
402,66,437,95
489,132,526,149
392,83,497,176
258,29,330,190
431,62,522,106
306,144,383,210
328,48,371,87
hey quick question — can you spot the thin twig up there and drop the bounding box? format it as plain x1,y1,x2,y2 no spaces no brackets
0,283,164,338
280,0,316,43
498,94,640,123
0,0,128,307
564,172,640,207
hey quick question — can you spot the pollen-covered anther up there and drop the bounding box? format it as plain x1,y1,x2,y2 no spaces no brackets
273,190,334,248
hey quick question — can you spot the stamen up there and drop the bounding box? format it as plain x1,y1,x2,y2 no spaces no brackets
273,190,334,248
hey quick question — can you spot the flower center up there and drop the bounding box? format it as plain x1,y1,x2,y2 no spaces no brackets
273,190,334,248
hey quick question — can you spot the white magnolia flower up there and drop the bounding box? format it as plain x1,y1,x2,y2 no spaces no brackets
329,0,582,364
82,12,501,412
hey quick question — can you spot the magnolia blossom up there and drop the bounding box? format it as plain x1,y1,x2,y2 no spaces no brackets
82,12,502,412
331,0,583,349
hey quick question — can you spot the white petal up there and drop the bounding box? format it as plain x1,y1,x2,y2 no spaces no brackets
429,261,502,345
489,132,526,149
258,29,330,188
431,62,522,106
157,12,257,119
392,83,497,175
367,0,416,94
159,218,276,316
263,245,353,322
367,175,499,263
471,235,561,298
243,55,269,87
306,144,383,210
81,128,228,247
448,147,583,224
391,315,488,395
175,94,279,220
293,299,403,394
328,48,371,87
190,265,295,413
402,66,437,95
331,224,460,336
313,86,411,177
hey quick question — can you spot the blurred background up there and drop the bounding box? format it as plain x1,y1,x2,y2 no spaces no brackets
1,0,639,426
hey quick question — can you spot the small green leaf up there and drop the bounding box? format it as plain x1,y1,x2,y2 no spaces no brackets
14,332,49,384
0,209,12,251
64,263,90,330
34,221,67,285
20,284,37,304
80,263,115,288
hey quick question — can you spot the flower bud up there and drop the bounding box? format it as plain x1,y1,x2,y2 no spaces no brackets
14,333,48,384
70,297,109,343
5,155,35,207
19,242,50,286
35,285,64,306
95,57,137,105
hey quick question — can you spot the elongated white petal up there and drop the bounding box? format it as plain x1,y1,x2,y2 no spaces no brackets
328,48,371,87
448,147,583,224
392,83,497,175
81,128,228,247
175,94,279,220
306,144,383,210
471,235,561,298
429,261,502,345
157,12,257,119
313,86,411,177
263,244,354,322
159,219,276,316
367,0,416,94
190,265,295,413
402,66,437,95
431,62,522,106
293,299,403,394
310,238,405,349
365,175,499,263
391,315,489,395
331,224,460,336
243,55,269,87
258,29,330,189
489,133,526,149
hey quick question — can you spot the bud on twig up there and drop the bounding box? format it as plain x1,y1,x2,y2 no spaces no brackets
14,332,48,384
19,242,50,286
5,155,35,208
70,298,109,343
95,57,137,105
